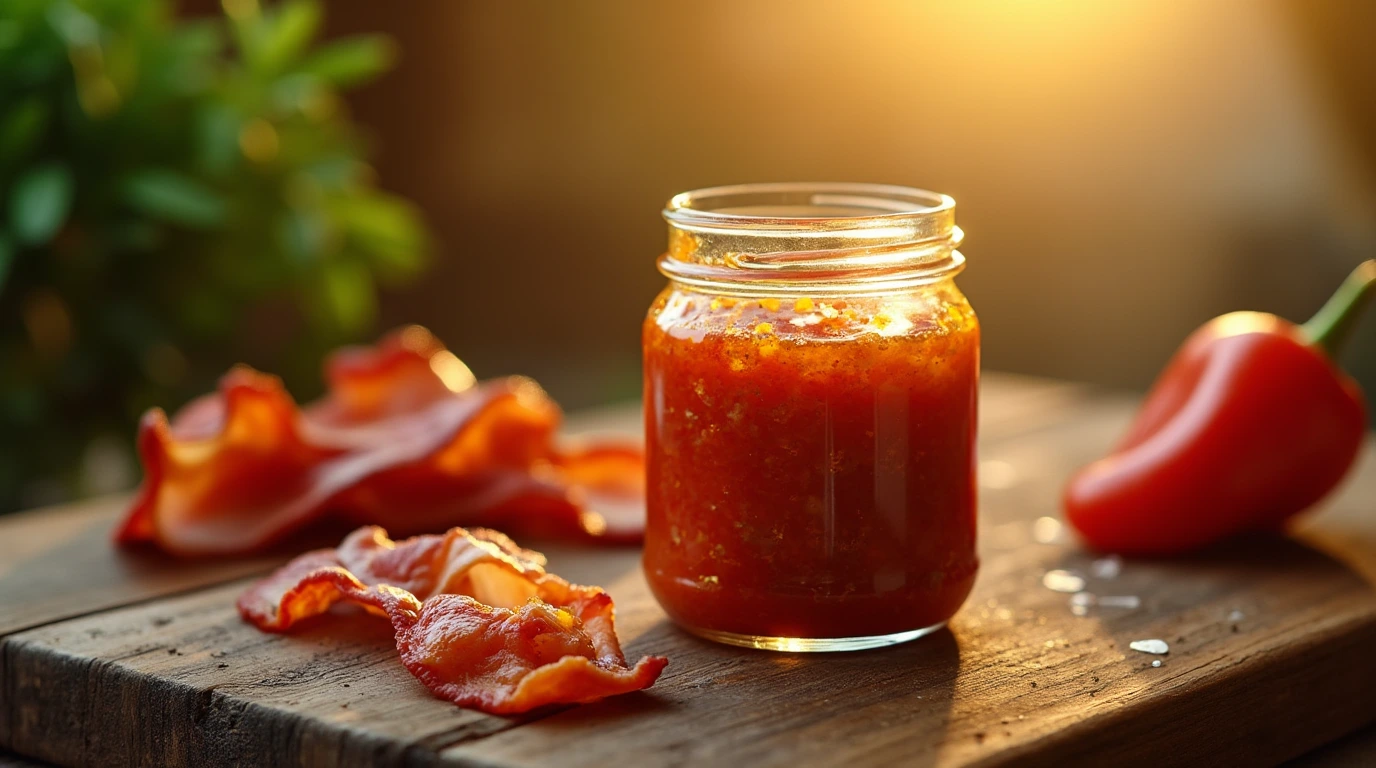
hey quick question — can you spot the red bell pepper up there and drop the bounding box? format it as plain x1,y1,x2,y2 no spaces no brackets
1065,260,1375,555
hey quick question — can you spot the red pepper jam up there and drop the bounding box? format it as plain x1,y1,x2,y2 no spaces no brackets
643,285,979,648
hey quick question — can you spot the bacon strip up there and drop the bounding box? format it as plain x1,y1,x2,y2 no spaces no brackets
237,526,667,714
117,326,644,556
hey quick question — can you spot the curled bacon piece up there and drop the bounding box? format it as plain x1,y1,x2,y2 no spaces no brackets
117,326,644,556
237,526,667,714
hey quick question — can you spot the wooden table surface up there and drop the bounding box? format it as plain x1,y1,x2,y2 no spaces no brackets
1,374,1374,768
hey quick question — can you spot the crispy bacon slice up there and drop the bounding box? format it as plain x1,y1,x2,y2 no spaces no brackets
117,326,644,556
237,526,667,714
237,524,550,630
394,593,666,713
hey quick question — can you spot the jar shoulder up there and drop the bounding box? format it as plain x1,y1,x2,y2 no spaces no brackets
645,282,977,344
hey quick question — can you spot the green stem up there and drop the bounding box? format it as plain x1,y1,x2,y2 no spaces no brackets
1302,259,1376,359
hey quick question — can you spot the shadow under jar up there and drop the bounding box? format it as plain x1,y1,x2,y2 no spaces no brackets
642,183,980,652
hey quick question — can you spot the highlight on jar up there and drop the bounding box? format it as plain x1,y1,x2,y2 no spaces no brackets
642,183,980,652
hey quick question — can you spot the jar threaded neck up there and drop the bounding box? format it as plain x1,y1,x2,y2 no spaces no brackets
660,182,963,296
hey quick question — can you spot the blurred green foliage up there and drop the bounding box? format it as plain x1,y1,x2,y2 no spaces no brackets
0,0,429,511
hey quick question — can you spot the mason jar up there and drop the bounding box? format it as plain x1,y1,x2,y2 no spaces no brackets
642,183,979,651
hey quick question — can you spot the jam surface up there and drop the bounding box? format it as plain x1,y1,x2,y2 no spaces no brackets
643,286,980,639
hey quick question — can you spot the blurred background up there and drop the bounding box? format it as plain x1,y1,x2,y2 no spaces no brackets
1,0,1373,513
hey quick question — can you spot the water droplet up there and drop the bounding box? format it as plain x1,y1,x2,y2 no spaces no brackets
1152,660,1162,668
1097,595,1141,609
1129,639,1169,655
1032,516,1064,544
1227,609,1245,622
1090,555,1122,579
1042,569,1086,593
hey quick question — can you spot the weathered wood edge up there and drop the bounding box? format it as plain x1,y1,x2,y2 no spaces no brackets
978,608,1376,767
1,639,438,768
0,577,534,768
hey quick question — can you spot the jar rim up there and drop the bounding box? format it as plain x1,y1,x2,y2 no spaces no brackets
659,182,964,296
664,182,955,231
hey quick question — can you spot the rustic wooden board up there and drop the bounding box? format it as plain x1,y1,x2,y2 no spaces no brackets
448,408,1376,768
0,497,282,637
2,375,1373,767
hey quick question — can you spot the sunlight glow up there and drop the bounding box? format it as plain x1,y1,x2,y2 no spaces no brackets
429,350,476,392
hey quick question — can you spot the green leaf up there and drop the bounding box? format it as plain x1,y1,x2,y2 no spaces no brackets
305,156,365,187
270,72,324,116
0,232,13,295
6,39,64,89
155,21,223,96
121,170,227,228
277,209,330,267
318,259,375,332
0,20,23,52
45,2,100,48
9,163,73,246
333,194,427,277
0,99,48,166
226,4,264,66
170,19,223,60
298,35,395,87
194,104,241,175
255,0,321,75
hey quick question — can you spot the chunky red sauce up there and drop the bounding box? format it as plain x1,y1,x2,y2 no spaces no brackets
643,288,980,640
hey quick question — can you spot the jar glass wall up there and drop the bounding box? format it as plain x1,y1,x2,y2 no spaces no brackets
642,183,980,652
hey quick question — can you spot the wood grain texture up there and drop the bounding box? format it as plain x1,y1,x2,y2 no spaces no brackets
2,376,1373,767
0,497,281,636
0,541,659,767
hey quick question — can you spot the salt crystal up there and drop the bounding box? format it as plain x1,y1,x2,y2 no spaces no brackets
1067,592,1138,616
1227,609,1245,622
1090,556,1122,579
1129,639,1169,655
1152,660,1162,668
1042,569,1086,593
1032,516,1064,544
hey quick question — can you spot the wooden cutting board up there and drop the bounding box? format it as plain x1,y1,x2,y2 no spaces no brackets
2,374,1374,768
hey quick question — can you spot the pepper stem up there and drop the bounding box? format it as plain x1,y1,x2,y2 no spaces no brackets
1302,259,1376,358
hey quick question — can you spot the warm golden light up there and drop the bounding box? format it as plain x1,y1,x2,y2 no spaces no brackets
579,510,608,537
429,350,476,392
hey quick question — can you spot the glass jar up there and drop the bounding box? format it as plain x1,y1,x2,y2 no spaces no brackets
642,183,979,652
